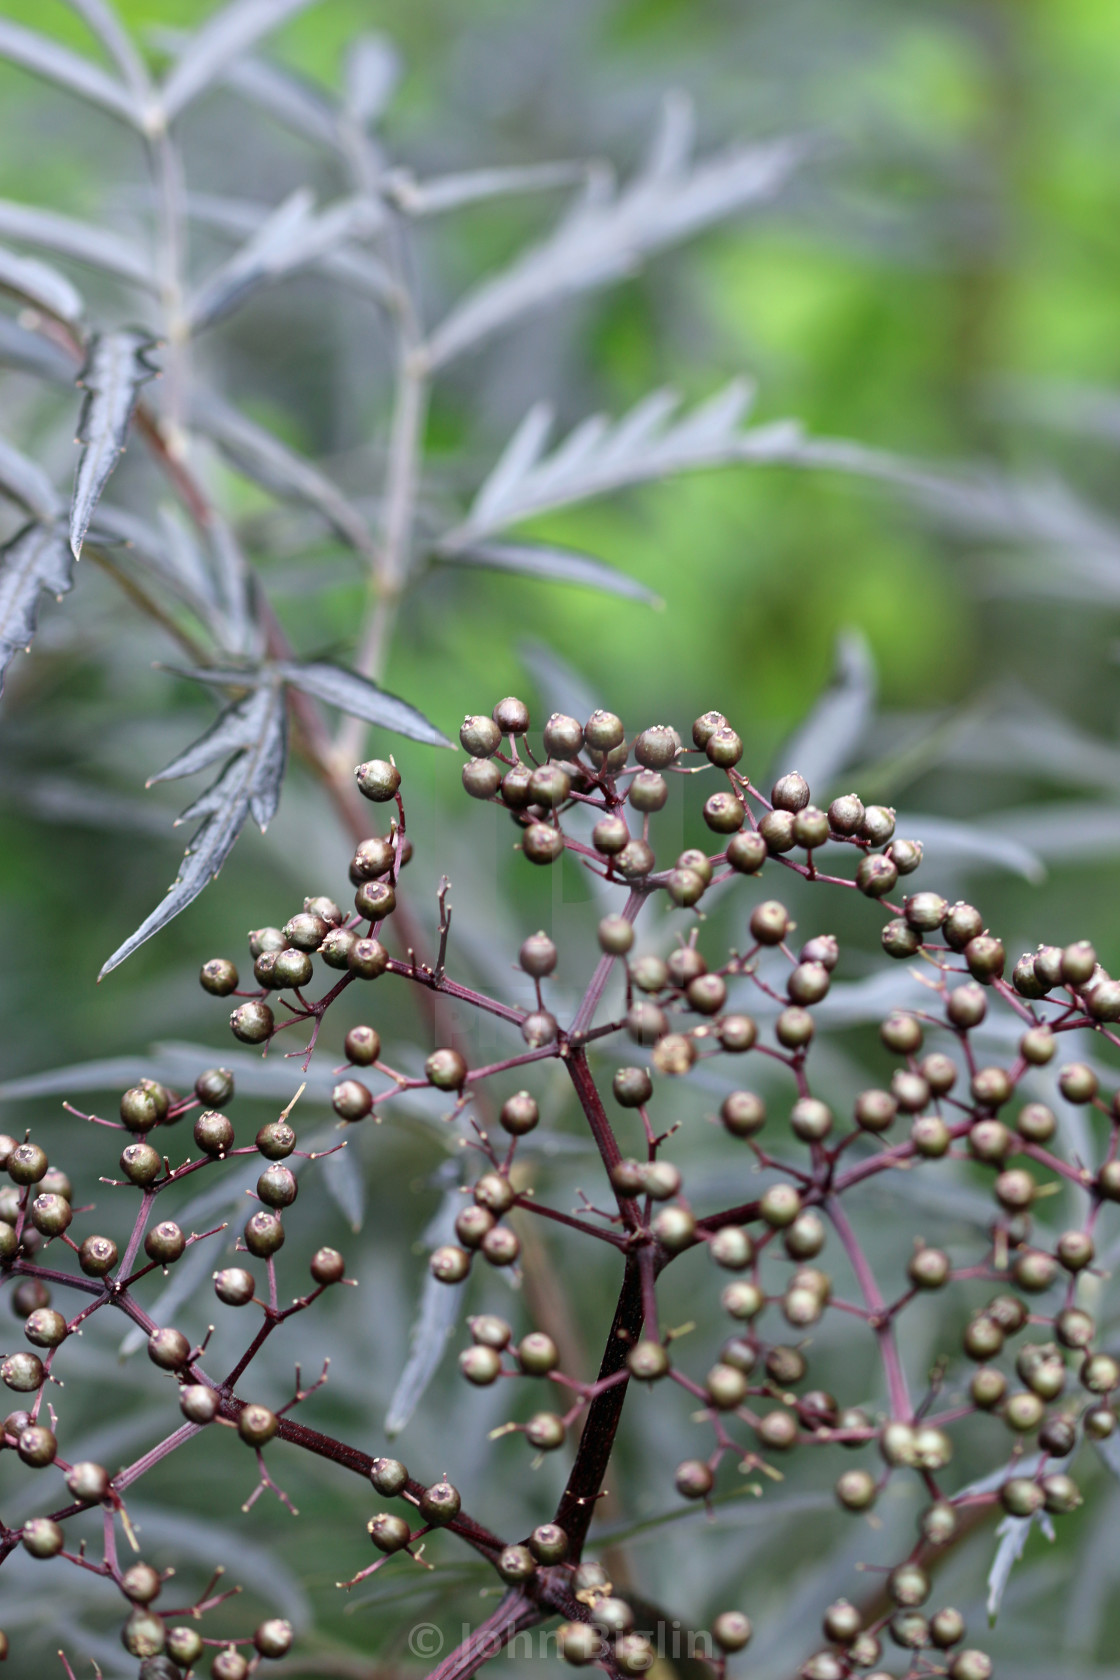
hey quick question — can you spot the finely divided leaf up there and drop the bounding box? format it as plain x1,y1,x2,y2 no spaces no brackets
184,189,394,305
987,1510,1054,1624
0,434,62,522
0,243,84,324
0,198,154,288
425,95,809,367
0,524,74,695
440,381,837,545
192,393,376,559
774,629,875,793
187,190,382,334
159,0,322,121
0,19,140,127
70,329,159,559
893,811,1045,883
276,660,452,746
440,539,660,603
385,1179,463,1437
99,683,287,976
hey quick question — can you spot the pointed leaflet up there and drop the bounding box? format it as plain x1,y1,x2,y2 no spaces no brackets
438,380,845,548
772,630,875,793
0,198,154,288
0,524,74,696
99,683,287,976
0,434,61,522
0,314,75,383
159,0,322,121
342,33,400,127
184,190,394,305
63,0,153,101
275,661,452,746
70,329,158,560
387,161,589,217
187,191,382,334
191,393,376,560
0,19,141,127
425,92,809,368
385,1176,463,1437
438,539,660,604
0,244,83,324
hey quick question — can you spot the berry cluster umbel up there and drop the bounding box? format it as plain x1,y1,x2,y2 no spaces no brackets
3,697,1119,1680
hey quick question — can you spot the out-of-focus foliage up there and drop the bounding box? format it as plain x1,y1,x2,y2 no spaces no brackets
3,1,1120,1677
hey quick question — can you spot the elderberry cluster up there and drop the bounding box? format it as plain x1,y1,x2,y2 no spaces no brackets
3,696,1119,1680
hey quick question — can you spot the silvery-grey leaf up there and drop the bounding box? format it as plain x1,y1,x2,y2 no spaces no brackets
0,242,84,323
122,1502,312,1626
159,0,322,121
518,637,601,725
343,33,400,126
385,1180,463,1437
0,523,74,695
0,312,76,381
891,812,1044,883
387,160,589,216
86,502,220,627
772,629,874,793
275,660,453,746
192,393,375,559
183,189,395,304
99,683,287,975
187,190,382,333
425,97,809,368
317,1134,364,1231
439,539,660,603
64,0,153,99
440,383,851,545
0,770,174,835
0,197,154,288
961,801,1120,863
939,689,1120,791
70,328,159,559
0,18,141,126
147,681,268,785
0,1042,324,1106
151,28,338,146
207,512,251,652
987,1510,1054,1624
0,433,61,521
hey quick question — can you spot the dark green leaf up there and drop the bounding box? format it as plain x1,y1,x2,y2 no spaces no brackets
70,329,159,559
275,660,453,746
100,682,287,976
0,523,74,696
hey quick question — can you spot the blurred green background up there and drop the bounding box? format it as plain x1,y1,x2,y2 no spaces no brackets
3,1,1120,1676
